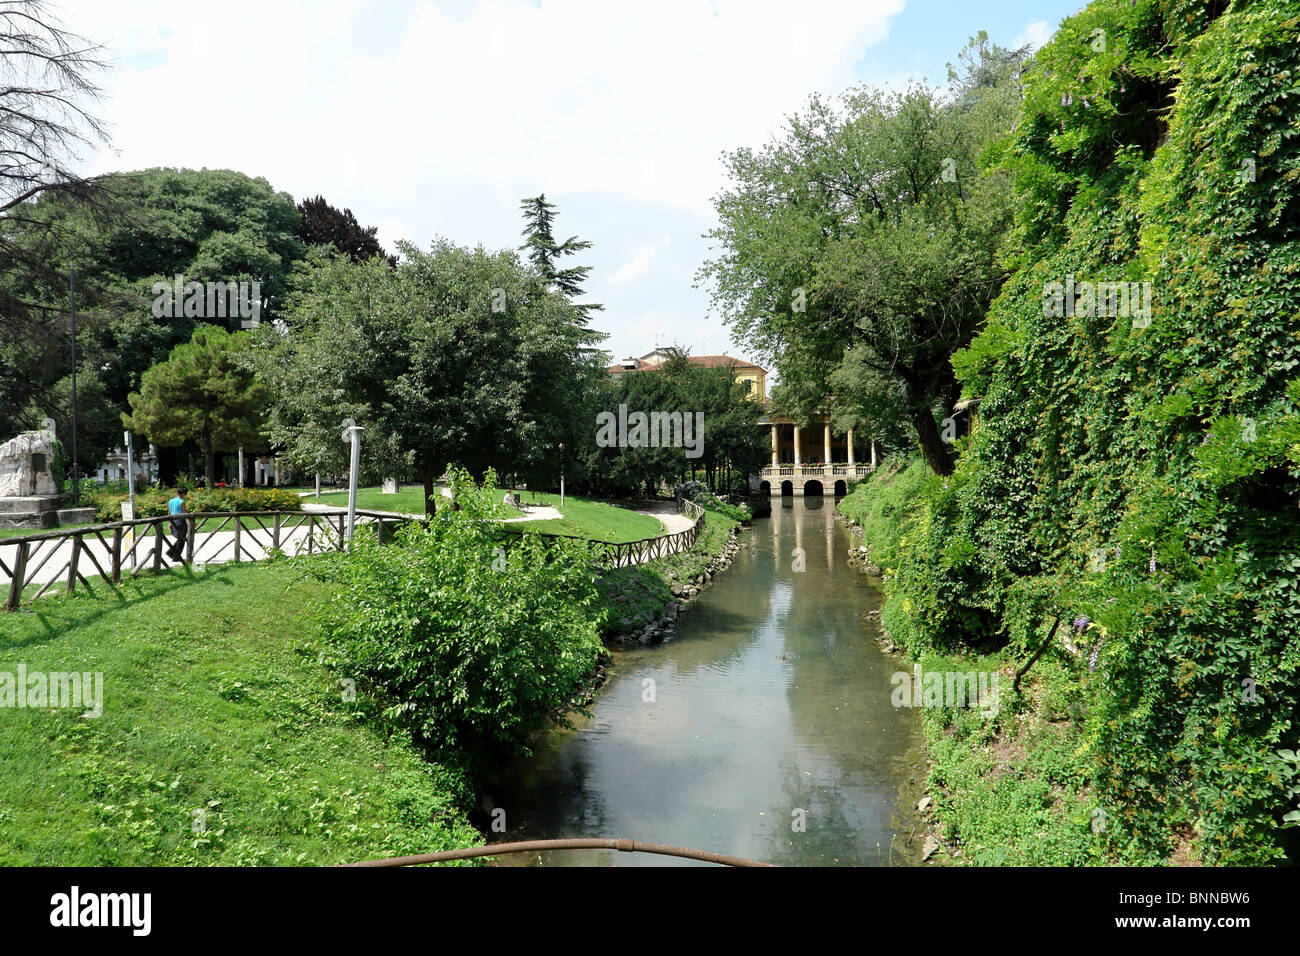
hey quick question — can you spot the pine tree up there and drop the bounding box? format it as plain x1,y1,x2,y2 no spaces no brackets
518,194,603,324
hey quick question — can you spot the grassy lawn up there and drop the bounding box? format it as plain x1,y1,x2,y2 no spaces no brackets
311,485,437,513
311,485,524,518
314,485,662,543
0,562,480,865
505,491,664,543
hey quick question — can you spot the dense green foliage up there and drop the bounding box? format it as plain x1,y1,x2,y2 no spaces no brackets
79,485,303,523
700,35,1030,474
254,242,604,507
307,468,605,758
123,325,268,485
3,167,303,478
678,480,751,522
845,0,1300,865
580,350,768,498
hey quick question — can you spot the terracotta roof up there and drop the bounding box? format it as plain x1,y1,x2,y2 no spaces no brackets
685,354,764,370
607,353,765,374
606,357,657,374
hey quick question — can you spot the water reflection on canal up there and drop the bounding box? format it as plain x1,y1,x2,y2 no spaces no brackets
488,496,925,866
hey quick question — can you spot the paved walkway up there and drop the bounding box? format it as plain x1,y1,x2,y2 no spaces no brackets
634,500,694,534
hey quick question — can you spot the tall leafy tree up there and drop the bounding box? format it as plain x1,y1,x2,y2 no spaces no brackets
579,349,766,497
0,0,111,441
700,36,1029,475
123,325,268,486
255,240,597,515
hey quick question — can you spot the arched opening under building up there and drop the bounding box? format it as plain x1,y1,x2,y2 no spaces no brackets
803,479,824,497
780,480,793,497
833,479,847,497
759,480,771,495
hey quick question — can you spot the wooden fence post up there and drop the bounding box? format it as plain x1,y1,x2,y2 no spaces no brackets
66,534,81,594
111,527,123,583
234,517,242,563
273,513,281,552
187,516,195,564
153,521,163,574
7,541,29,610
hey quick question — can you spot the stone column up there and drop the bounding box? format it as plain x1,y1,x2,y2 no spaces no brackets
793,426,802,465
870,439,878,469
770,423,779,466
823,423,831,465
847,429,855,465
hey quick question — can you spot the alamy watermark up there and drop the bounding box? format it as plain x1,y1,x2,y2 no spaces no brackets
0,664,103,717
890,664,1000,719
595,404,704,459
151,274,262,328
1043,275,1152,328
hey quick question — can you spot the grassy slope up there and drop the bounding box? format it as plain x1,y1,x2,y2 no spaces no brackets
313,486,462,514
505,492,664,543
0,562,479,865
593,506,739,637
310,486,667,542
0,497,741,861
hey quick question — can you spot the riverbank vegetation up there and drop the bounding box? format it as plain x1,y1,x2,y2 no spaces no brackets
0,465,743,864
729,0,1300,865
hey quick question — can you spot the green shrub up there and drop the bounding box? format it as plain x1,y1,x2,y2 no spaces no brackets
306,466,604,758
188,487,303,513
680,481,750,522
83,485,304,523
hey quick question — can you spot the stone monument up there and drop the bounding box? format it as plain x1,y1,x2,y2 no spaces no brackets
0,422,61,529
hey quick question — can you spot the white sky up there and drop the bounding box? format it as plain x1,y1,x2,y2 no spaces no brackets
52,0,1064,369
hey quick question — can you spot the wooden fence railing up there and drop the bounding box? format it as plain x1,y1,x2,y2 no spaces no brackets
0,510,422,611
500,497,707,570
1,499,709,611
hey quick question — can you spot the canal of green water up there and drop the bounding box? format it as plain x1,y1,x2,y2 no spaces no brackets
486,496,927,866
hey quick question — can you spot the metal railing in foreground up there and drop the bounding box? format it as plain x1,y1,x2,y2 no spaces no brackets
345,837,775,867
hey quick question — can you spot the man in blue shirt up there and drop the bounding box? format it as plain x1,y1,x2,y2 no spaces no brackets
165,486,189,563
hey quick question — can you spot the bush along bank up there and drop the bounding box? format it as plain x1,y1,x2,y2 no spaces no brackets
596,508,742,646
303,469,742,782
838,468,1103,866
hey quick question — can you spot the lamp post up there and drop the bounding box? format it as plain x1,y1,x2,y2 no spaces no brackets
341,419,363,548
69,269,79,505
559,442,565,510
124,430,138,570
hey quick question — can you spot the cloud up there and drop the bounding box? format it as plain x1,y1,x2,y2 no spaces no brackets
1012,19,1053,52
53,0,907,366
62,0,904,219
608,235,671,285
